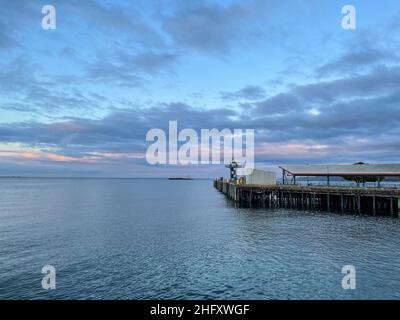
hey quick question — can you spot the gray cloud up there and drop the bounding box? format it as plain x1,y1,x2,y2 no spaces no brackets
86,60,144,87
317,48,399,77
253,93,301,114
221,85,267,101
0,25,19,49
0,103,237,155
58,0,166,48
0,58,107,115
294,66,400,103
129,52,179,74
161,0,275,53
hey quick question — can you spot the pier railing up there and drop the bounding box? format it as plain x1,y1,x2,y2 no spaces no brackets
277,181,400,189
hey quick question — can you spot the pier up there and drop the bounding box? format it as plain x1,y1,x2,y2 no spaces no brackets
214,179,400,217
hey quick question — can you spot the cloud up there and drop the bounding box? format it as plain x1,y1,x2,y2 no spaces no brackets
293,65,400,103
0,24,19,49
0,103,237,157
221,85,267,101
86,60,143,87
2,71,400,170
0,57,109,115
161,0,274,54
0,1,37,50
65,0,165,47
128,51,179,74
317,48,399,77
253,92,301,114
0,0,176,91
246,65,400,144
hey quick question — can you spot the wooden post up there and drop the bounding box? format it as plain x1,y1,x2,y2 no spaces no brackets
341,195,344,213
372,196,376,216
327,193,330,211
262,190,265,208
249,190,252,208
313,193,316,210
390,197,394,216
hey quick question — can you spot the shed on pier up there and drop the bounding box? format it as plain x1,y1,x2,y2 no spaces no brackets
245,169,276,185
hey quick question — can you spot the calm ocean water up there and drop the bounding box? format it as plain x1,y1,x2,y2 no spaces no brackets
0,178,399,300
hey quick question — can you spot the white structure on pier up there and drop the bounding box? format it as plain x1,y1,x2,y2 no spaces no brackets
245,169,276,185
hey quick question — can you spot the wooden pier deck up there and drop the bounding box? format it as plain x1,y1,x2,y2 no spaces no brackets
214,179,400,217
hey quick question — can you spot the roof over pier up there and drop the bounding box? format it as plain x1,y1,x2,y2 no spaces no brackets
279,164,400,177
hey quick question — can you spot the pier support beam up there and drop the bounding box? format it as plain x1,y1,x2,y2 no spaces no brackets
327,193,330,211
373,196,376,216
341,195,344,213
390,197,394,216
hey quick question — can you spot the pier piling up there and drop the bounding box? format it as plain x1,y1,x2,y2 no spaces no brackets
214,179,400,217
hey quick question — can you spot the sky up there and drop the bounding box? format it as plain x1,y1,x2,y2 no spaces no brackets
0,0,400,178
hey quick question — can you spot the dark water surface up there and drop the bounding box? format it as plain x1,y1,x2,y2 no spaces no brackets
1,178,399,299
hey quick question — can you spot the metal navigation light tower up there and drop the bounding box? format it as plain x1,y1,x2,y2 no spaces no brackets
225,159,243,182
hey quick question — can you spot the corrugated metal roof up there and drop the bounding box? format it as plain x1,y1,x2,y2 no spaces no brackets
279,164,400,176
